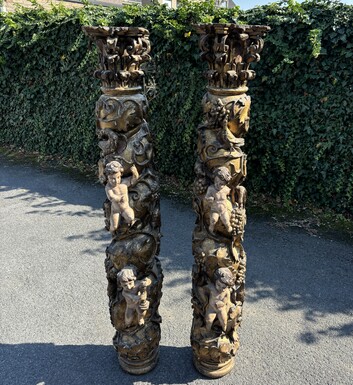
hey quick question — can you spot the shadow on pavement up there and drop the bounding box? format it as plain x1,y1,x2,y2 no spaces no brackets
0,154,103,212
244,218,353,344
0,343,201,385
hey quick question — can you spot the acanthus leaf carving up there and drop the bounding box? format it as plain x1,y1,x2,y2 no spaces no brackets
83,26,151,89
195,23,270,90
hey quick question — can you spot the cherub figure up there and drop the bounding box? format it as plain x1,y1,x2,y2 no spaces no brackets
205,267,235,332
205,167,232,234
105,161,139,233
117,265,151,327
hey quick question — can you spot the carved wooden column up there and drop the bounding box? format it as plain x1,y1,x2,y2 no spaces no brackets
191,23,270,378
82,26,162,375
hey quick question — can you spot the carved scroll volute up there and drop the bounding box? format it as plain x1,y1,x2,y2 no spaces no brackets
83,26,162,375
191,23,269,378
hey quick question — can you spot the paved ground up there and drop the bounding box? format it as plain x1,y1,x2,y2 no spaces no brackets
0,153,352,385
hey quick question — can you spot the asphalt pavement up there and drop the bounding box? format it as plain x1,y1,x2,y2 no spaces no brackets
0,153,352,385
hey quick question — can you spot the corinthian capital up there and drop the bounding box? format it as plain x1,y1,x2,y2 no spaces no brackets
82,26,151,90
194,23,270,91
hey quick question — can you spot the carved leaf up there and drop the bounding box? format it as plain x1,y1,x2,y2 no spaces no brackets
239,98,251,125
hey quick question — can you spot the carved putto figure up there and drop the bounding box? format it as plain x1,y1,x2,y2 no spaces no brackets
205,267,235,332
117,265,151,328
205,167,232,234
105,161,139,233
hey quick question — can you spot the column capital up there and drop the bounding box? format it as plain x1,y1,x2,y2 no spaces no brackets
194,23,270,91
82,26,151,91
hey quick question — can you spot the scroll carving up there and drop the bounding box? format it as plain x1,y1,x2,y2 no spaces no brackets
191,23,269,378
83,26,162,375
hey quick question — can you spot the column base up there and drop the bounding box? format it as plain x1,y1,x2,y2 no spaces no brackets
193,355,234,379
118,347,159,375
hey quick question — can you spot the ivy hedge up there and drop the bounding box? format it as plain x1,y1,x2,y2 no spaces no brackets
0,0,352,215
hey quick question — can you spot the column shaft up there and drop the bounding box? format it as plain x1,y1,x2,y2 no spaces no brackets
191,23,270,378
83,26,162,375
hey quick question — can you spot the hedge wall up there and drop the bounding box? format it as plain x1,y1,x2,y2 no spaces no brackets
245,0,353,215
0,0,352,215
